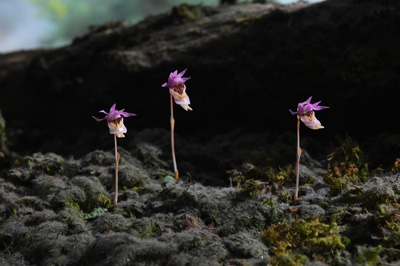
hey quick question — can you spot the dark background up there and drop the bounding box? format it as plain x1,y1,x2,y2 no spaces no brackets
1,0,400,174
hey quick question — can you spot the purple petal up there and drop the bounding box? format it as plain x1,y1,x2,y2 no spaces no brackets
121,111,136,117
313,105,329,111
178,68,187,77
304,96,312,104
289,109,297,115
110,103,116,112
92,116,106,122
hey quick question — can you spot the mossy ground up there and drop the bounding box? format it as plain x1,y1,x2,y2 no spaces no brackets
1,136,400,265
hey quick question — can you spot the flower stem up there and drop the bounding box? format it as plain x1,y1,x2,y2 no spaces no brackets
113,134,120,205
295,117,302,201
170,93,179,179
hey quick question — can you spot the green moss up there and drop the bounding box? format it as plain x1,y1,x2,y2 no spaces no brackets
138,223,161,238
98,193,112,208
324,137,369,195
270,249,309,266
236,179,266,199
65,199,80,211
355,245,382,265
264,218,347,264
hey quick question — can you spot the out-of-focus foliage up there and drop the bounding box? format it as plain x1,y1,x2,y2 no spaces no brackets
29,0,226,45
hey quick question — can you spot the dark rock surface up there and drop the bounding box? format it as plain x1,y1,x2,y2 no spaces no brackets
0,0,399,165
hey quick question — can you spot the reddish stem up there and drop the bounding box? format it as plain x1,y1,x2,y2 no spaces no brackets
170,93,179,179
295,117,301,201
113,134,119,205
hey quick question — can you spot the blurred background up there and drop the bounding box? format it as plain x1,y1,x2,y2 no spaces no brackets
0,0,322,53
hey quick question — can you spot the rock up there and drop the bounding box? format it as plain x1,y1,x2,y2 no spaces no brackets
223,231,270,259
0,110,8,157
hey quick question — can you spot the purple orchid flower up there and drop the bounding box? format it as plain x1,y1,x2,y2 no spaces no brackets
289,96,329,130
162,68,192,179
289,96,329,201
92,103,136,205
162,69,191,88
162,69,192,111
93,103,136,138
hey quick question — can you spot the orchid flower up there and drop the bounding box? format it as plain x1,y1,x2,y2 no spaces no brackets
93,103,136,205
289,96,329,201
162,69,192,179
162,69,192,111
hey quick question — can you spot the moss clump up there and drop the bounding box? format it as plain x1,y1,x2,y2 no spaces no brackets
377,204,400,248
236,179,266,199
65,199,80,211
324,137,369,195
98,193,113,208
229,163,292,196
264,218,348,264
355,245,382,265
138,222,162,238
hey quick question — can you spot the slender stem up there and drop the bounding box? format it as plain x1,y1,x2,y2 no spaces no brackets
295,117,301,201
170,93,179,179
113,134,119,205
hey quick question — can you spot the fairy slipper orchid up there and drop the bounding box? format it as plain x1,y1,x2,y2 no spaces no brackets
162,69,192,111
289,97,329,201
162,69,192,179
93,103,136,137
289,96,328,130
93,103,136,205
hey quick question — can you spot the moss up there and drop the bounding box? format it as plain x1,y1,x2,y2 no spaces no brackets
270,249,309,266
324,137,369,195
81,150,113,166
376,203,400,249
97,193,112,208
138,223,161,238
136,144,168,169
70,176,110,211
264,218,347,264
355,245,382,265
65,199,80,211
236,179,266,199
